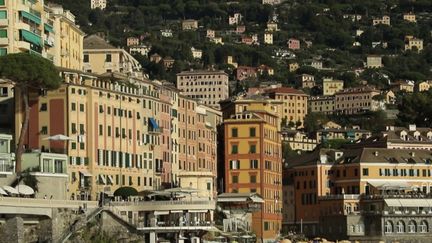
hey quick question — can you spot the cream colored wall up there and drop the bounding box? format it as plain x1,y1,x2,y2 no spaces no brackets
84,50,121,74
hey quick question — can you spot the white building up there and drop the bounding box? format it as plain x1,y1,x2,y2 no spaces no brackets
90,0,107,10
191,47,202,59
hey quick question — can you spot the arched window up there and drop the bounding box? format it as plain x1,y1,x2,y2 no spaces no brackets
408,220,417,233
397,221,405,233
420,220,428,233
385,221,393,233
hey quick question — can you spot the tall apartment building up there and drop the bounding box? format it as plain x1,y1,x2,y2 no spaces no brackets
14,69,220,200
221,96,283,242
83,34,142,76
176,70,229,109
47,4,84,70
0,0,55,58
90,0,107,10
308,96,335,114
334,86,380,114
265,87,308,127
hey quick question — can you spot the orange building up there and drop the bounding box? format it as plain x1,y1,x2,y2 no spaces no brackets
221,95,283,242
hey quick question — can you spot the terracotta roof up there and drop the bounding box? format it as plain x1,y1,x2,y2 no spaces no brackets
84,34,116,50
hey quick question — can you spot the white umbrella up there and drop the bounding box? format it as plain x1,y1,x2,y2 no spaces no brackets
3,186,18,194
0,187,7,195
43,134,74,141
15,185,35,195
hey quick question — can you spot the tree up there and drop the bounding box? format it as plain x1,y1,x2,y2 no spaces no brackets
0,53,62,173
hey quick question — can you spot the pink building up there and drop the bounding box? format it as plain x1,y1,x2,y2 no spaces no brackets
288,38,300,50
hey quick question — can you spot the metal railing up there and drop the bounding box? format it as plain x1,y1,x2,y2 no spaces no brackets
0,197,98,208
109,200,215,207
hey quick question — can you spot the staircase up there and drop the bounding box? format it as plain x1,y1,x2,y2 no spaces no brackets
57,207,104,243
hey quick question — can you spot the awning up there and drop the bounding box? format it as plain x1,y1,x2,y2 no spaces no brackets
3,186,18,194
79,170,92,177
171,210,183,213
154,211,169,215
99,175,106,185
251,196,265,203
218,197,247,202
15,185,35,195
20,29,42,47
189,210,208,213
149,118,159,129
385,198,431,208
44,23,54,33
20,11,41,25
368,181,410,190
0,187,7,195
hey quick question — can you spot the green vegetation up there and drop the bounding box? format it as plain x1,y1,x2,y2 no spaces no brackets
114,186,139,198
0,53,62,173
396,90,432,127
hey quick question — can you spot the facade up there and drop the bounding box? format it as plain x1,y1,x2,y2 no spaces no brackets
404,36,423,52
48,4,84,71
0,134,14,175
266,21,278,32
0,0,56,59
236,66,257,81
221,96,283,242
265,87,308,127
366,55,382,68
206,29,215,39
372,15,391,25
228,13,242,25
262,0,281,5
129,44,151,56
90,0,107,10
323,77,344,96
263,32,273,45
403,13,416,22
287,38,300,50
191,47,202,59
160,29,173,38
181,19,198,31
126,37,139,47
83,34,142,76
257,65,274,76
296,74,315,89
390,81,414,93
14,70,220,201
284,147,432,241
176,70,229,109
416,81,431,92
316,127,372,144
288,62,299,72
308,96,335,114
334,86,380,115
281,129,318,152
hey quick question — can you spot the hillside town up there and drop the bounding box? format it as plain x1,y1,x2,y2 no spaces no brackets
0,0,432,243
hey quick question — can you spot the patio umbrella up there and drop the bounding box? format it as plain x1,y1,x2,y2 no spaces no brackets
3,186,18,194
43,134,74,141
0,187,7,196
15,185,35,195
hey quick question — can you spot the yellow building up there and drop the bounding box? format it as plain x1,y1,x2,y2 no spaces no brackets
221,96,283,241
288,62,299,72
403,13,416,22
323,77,344,95
308,96,335,114
83,34,142,75
404,36,423,52
265,87,309,127
416,81,430,92
0,0,55,58
48,4,84,70
264,32,273,45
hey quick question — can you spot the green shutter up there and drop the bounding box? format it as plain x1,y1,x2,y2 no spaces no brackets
0,29,7,38
44,23,54,33
0,48,7,56
0,10,6,19
0,0,4,5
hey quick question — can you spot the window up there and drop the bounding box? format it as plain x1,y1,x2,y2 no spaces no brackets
230,160,240,169
250,175,256,183
71,142,76,149
362,168,369,176
99,125,103,136
408,220,416,233
231,128,238,137
80,124,85,134
232,175,238,183
71,103,76,111
83,54,89,63
105,54,112,62
250,160,258,169
80,143,85,149
0,48,6,56
249,144,256,154
385,221,393,233
207,182,211,191
250,127,256,137
0,29,7,38
397,221,405,233
264,222,269,231
231,144,238,154
79,104,84,112
420,220,428,233
40,103,47,111
0,11,5,19
41,126,48,135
